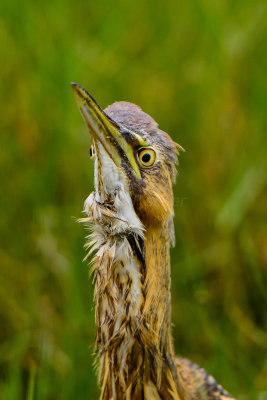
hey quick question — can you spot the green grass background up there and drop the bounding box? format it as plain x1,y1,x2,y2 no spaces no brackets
0,0,266,399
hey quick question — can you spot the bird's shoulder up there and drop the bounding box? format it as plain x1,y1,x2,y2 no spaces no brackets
175,357,235,400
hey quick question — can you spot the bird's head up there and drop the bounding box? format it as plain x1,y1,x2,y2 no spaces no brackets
72,83,183,238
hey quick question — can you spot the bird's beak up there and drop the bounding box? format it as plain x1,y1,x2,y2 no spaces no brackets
71,83,148,179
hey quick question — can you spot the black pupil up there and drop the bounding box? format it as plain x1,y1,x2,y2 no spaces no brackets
141,153,151,163
90,147,93,156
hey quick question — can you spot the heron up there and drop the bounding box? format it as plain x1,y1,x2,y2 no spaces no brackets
72,83,235,400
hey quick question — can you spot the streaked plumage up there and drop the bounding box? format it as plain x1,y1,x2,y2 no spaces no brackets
72,83,236,400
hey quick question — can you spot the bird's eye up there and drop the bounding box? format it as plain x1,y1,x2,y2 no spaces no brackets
89,145,95,158
137,147,156,168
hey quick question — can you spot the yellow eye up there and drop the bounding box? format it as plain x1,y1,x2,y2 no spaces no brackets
89,145,95,159
137,147,157,168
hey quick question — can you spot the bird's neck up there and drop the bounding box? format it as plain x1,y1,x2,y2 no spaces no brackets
93,219,187,399
142,223,174,357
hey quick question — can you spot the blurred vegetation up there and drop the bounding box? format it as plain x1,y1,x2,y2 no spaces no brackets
0,0,266,399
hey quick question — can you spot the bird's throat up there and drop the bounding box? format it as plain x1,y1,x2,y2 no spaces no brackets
91,216,187,399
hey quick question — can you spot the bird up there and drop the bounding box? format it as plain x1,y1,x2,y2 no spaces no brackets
71,83,236,400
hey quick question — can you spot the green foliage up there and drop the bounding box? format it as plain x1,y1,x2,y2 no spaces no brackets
0,0,266,398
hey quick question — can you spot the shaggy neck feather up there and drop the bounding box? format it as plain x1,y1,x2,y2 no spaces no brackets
83,190,187,399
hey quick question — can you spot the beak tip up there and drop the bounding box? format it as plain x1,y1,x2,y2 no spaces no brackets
71,83,85,107
71,82,80,94
71,83,92,104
